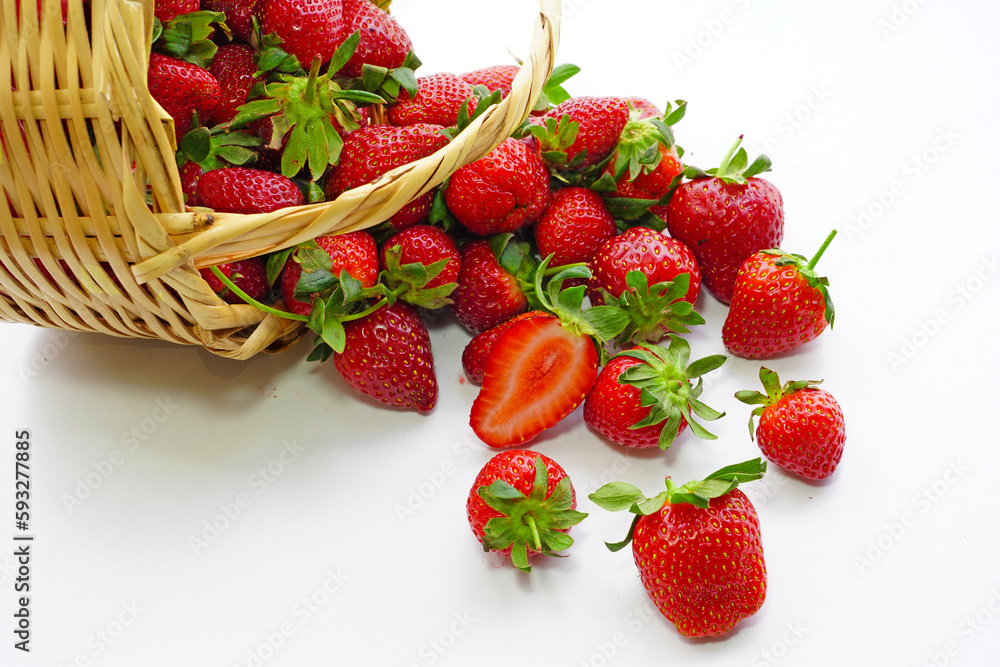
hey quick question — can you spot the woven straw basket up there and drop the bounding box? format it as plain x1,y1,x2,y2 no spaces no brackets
0,0,561,359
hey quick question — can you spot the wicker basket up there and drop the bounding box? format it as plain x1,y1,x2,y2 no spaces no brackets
0,0,561,359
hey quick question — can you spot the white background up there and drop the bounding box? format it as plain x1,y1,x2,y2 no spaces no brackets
4,0,1000,665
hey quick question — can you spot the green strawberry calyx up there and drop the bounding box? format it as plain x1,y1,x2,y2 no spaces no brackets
761,229,838,326
682,134,771,186
230,32,386,181
608,99,686,183
153,11,228,69
176,124,263,172
611,335,726,450
351,50,422,105
588,457,767,552
735,366,823,439
597,270,706,347
379,244,458,309
478,455,588,573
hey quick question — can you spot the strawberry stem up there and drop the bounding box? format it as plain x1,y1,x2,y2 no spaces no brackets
525,514,542,552
209,266,308,321
304,58,321,105
806,229,838,271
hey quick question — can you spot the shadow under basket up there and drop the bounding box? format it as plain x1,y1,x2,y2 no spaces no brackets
0,0,561,359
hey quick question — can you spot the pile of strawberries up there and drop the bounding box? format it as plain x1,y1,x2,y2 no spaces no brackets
142,0,848,642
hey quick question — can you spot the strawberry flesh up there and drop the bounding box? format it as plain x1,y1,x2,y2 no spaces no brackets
470,315,598,447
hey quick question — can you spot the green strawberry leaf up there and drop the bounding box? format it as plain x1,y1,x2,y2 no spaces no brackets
588,482,647,512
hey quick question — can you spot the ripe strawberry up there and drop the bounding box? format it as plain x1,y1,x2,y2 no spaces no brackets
584,336,726,450
587,227,703,345
147,53,221,140
280,231,379,316
444,138,550,236
469,264,629,447
179,161,205,206
196,166,305,213
208,43,260,125
258,0,344,69
461,64,520,97
340,0,413,78
624,96,662,120
665,136,784,304
379,224,460,309
324,123,450,229
736,367,846,480
449,238,529,334
332,301,437,412
201,0,259,42
200,258,269,305
599,101,686,209
533,186,617,268
590,459,768,638
461,311,549,385
154,0,200,23
722,230,837,359
531,96,630,170
467,450,587,572
588,227,700,305
387,72,475,128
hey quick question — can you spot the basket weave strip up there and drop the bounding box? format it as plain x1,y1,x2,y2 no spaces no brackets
1,0,562,360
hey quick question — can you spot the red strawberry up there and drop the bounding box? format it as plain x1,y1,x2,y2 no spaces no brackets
147,53,221,140
324,123,450,230
624,96,662,120
467,450,586,572
332,301,437,412
461,64,520,97
200,258,269,305
722,231,837,359
599,101,686,209
387,72,475,128
588,227,700,305
471,314,596,447
666,136,784,304
532,96,630,170
461,311,549,385
379,224,461,309
444,138,550,236
449,239,528,335
533,186,617,268
201,0,259,42
196,166,304,213
258,0,344,68
587,227,703,345
736,367,846,480
340,0,413,78
280,231,379,316
208,43,260,125
584,336,725,450
179,161,205,206
154,0,200,23
470,267,629,447
590,459,768,638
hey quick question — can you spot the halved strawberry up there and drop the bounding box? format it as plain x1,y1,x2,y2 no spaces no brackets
461,310,550,385
469,262,629,447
